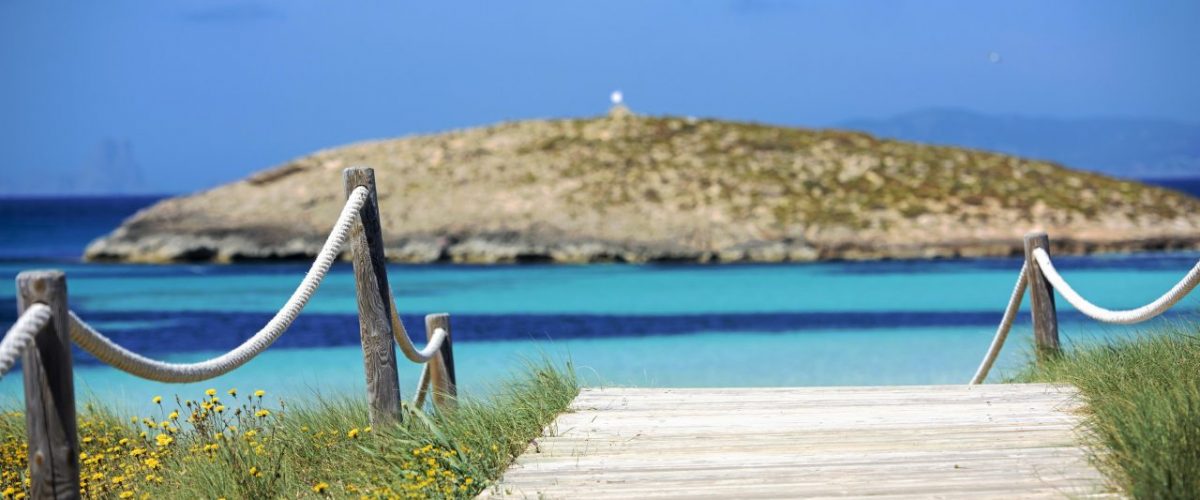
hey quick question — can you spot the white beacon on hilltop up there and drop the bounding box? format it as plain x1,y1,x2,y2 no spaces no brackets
610,90,623,105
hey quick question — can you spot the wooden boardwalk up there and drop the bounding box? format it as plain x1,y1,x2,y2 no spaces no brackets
482,384,1112,499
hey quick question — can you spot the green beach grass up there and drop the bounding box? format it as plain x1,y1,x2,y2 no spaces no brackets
1012,328,1200,498
0,360,578,499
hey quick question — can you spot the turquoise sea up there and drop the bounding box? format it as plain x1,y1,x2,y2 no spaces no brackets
2,180,1199,410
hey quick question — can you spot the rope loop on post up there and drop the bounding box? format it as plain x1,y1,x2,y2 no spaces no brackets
970,243,1200,384
386,289,447,363
1032,248,1200,325
0,303,53,378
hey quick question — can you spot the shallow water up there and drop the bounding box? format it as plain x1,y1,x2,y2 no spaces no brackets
1,256,1197,414
1,195,1199,411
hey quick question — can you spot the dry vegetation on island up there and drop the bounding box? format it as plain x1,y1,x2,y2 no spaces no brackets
86,110,1200,264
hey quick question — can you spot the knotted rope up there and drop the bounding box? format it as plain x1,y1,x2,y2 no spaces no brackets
1032,248,1200,324
65,186,369,382
0,303,52,378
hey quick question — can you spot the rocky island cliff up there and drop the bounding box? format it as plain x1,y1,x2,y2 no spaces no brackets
85,111,1200,264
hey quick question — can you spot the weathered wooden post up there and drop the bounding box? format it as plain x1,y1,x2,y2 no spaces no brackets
16,270,81,499
1024,232,1061,361
424,313,458,410
344,167,404,425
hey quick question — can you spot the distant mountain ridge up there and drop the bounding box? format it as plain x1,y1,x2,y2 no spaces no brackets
841,109,1200,179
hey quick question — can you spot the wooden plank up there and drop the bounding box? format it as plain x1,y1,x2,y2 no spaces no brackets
1025,232,1061,360
482,384,1108,498
344,167,403,426
17,270,81,499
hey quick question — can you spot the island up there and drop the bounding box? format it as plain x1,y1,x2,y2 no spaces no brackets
85,110,1200,264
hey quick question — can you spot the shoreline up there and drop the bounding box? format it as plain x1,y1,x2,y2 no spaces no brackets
83,235,1200,265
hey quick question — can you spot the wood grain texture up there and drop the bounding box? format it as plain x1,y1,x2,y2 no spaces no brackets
344,167,403,426
16,270,81,499
424,313,457,410
1025,233,1061,361
481,384,1110,499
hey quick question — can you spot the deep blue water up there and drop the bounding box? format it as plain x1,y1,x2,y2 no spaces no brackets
0,180,1198,402
1144,177,1200,198
0,195,166,261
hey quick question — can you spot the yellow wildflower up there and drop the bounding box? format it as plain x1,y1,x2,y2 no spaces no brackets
312,482,329,494
205,388,216,397
227,388,237,397
347,428,360,439
168,411,179,420
254,389,265,398
249,466,262,478
255,409,270,418
144,457,160,469
152,396,162,405
119,492,133,499
154,434,173,447
215,405,225,413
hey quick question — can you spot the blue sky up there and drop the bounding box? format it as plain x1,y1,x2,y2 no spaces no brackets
1,1,1197,194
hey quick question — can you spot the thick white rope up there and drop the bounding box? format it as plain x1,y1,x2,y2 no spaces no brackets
969,263,1028,384
386,290,447,363
1032,248,1200,325
413,363,431,407
65,186,370,382
0,304,53,378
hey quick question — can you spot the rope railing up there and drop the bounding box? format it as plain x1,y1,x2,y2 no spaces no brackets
0,167,459,497
970,232,1200,384
969,263,1028,385
387,288,447,363
0,303,52,378
1032,247,1200,325
64,185,369,382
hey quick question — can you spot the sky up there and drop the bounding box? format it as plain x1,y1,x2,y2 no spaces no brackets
1,0,1198,194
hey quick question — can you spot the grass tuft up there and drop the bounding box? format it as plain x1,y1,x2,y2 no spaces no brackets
0,360,578,498
1011,328,1200,499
